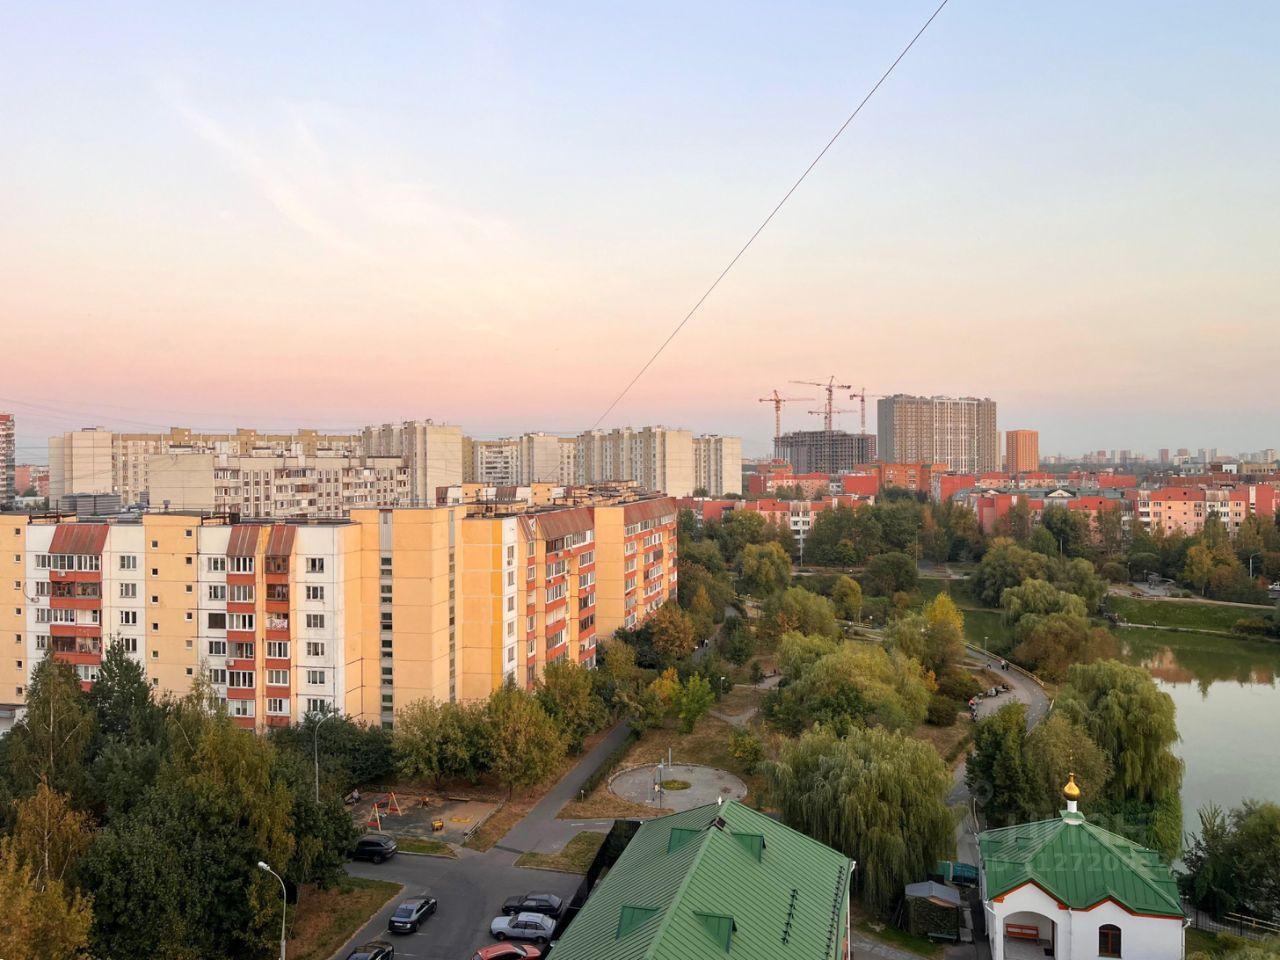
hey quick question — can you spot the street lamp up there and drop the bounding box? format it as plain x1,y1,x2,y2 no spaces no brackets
257,861,287,960
313,710,335,803
1248,552,1263,579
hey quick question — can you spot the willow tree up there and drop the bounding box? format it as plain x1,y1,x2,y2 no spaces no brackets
766,725,954,915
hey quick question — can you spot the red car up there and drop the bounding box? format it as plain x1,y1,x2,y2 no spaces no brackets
470,945,543,960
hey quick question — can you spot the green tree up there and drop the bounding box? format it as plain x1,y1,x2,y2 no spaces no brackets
805,505,884,566
863,551,917,596
1056,557,1108,611
592,638,645,710
687,584,718,641
717,617,756,666
89,642,162,743
536,659,606,753
5,652,96,801
766,644,930,735
1022,713,1112,819
647,602,697,664
767,725,954,914
1182,544,1217,595
1013,613,1116,681
1001,579,1087,638
1182,800,1280,921
971,539,1053,606
776,631,840,679
1041,506,1092,558
831,575,863,621
759,587,839,641
393,699,485,784
736,541,791,598
967,703,1033,826
994,500,1034,542
675,675,715,733
0,834,93,960
484,684,567,796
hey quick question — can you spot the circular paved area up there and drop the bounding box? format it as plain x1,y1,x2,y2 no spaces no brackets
609,762,747,812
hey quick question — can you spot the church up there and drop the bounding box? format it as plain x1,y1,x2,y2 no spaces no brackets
978,775,1186,960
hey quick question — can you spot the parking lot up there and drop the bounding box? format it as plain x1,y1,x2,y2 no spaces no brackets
340,849,582,960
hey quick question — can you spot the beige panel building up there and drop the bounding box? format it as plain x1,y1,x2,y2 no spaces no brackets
49,428,115,499
692,434,743,496
877,395,998,473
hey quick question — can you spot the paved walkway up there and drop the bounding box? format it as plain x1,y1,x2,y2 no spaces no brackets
609,762,747,812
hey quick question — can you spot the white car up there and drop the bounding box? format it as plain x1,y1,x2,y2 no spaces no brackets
490,912,555,944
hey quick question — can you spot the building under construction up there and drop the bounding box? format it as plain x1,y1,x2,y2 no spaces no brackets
774,430,876,474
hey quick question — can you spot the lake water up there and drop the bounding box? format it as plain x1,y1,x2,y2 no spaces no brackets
1116,627,1280,841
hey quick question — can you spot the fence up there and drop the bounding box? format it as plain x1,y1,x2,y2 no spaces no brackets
1184,903,1280,941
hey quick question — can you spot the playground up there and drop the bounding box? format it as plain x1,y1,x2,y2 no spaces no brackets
353,790,500,846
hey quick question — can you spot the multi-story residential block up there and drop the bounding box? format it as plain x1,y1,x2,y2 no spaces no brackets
1005,429,1040,474
877,395,998,472
576,426,697,496
146,453,410,518
1136,485,1276,536
48,427,115,500
773,430,875,474
469,438,521,485
692,434,742,496
0,491,677,732
0,413,14,506
361,420,464,505
677,493,873,555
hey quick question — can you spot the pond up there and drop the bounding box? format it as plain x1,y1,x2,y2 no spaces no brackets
1115,627,1280,841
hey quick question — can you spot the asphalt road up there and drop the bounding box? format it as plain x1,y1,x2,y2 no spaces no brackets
342,852,581,960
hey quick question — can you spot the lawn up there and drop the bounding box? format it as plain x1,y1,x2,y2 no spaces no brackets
514,831,607,874
854,919,944,960
287,875,401,960
394,836,457,857
1108,595,1262,633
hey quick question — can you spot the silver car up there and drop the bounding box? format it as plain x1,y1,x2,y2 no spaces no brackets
490,911,555,944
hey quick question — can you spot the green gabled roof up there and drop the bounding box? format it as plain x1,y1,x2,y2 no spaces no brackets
979,812,1182,918
550,800,853,960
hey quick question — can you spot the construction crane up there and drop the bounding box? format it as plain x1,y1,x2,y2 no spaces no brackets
848,387,891,435
758,390,814,443
792,377,852,474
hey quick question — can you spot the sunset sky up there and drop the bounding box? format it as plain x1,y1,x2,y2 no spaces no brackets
2,1,1277,461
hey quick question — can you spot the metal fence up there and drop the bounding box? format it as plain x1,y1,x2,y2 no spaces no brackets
1184,903,1280,941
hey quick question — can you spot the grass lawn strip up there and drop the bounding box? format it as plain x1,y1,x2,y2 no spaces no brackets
514,831,608,874
1108,595,1264,632
287,875,401,960
855,919,944,959
393,836,457,857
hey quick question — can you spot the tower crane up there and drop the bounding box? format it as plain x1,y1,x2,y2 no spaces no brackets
758,390,814,443
848,387,891,435
791,377,851,474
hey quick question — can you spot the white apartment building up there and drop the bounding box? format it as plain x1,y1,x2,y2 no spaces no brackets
0,414,14,505
575,426,698,496
363,420,464,505
470,438,521,485
692,434,743,496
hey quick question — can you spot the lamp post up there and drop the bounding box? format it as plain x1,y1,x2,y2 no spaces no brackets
258,861,287,960
313,710,334,803
1248,552,1262,579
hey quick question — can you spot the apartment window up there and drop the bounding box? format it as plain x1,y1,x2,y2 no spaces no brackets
184,529,193,538
151,540,158,549
207,612,227,631
307,697,330,714
526,615,535,632
227,670,254,688
208,639,226,656
267,698,287,716
305,641,325,657
506,545,515,563
230,584,255,603
119,636,139,654
506,596,515,612
526,541,535,558
305,585,325,601
207,584,226,602
34,635,48,651
150,568,158,577
506,621,514,637
507,570,515,587
150,595,159,605
546,582,566,603
185,612,193,622
578,571,595,589
267,669,289,686
208,556,226,573
506,647,515,663
306,669,326,686
185,556,193,566
230,699,254,718
32,581,51,597
266,640,289,658
227,613,255,631
381,665,393,685
305,613,325,629
527,639,536,656
36,608,75,624
119,610,138,626
306,558,324,574
229,556,254,574
119,554,138,570
118,582,137,599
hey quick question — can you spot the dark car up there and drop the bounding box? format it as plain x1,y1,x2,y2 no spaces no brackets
345,940,394,960
501,893,563,918
352,833,398,863
387,894,437,934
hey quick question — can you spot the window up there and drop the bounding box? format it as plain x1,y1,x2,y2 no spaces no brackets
119,582,137,599
229,556,254,574
119,554,138,570
306,641,325,657
36,608,75,624
267,669,289,686
305,585,325,601
546,582,566,603
150,595,159,605
207,584,226,601
527,639,536,656
305,613,325,629
230,699,255,718
207,612,227,630
306,697,329,714
208,639,226,656
230,584,255,603
579,550,594,566
266,640,289,659
119,610,138,626
267,698,287,715
506,596,515,612
228,670,254,689
118,636,138,653
1099,926,1121,958
208,556,226,573
227,613,255,631
306,669,326,686
33,581,51,597
306,557,324,574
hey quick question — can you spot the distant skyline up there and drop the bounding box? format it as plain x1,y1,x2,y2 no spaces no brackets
2,2,1277,460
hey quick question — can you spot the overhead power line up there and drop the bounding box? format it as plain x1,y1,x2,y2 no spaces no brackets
588,0,952,430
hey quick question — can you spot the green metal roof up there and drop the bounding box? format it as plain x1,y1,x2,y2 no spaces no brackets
550,800,854,960
978,811,1182,918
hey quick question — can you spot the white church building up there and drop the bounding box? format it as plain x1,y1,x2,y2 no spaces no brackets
978,775,1186,960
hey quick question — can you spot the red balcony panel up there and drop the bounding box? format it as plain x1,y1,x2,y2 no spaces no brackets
53,650,102,667
78,680,92,693
264,600,289,614
265,658,291,671
227,602,256,615
225,687,255,700
231,715,255,729
227,657,256,672
227,573,255,587
264,572,288,586
265,715,289,728
265,629,290,642
49,596,102,611
265,684,291,697
50,623,102,639
50,570,99,583
227,629,256,644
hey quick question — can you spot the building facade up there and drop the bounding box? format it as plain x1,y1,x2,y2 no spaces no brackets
576,426,697,496
0,493,677,732
878,395,998,472
1005,430,1040,474
0,414,13,506
773,429,875,474
692,434,743,496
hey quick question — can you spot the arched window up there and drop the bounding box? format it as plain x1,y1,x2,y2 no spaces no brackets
1099,924,1122,957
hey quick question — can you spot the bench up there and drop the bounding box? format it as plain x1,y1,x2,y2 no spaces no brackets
1006,924,1041,941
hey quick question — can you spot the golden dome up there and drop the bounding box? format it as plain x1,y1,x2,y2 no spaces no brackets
1063,772,1081,801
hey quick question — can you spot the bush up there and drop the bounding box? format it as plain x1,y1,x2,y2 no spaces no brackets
579,730,641,797
937,667,982,703
719,619,756,665
729,730,764,773
1232,617,1270,636
926,694,961,726
749,661,765,684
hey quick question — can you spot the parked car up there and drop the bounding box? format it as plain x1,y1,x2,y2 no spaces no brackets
345,941,394,960
501,893,564,918
491,912,555,943
352,833,398,863
470,945,544,960
387,894,437,934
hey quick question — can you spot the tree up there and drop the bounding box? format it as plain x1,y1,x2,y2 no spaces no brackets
863,551,917,596
766,644,930,735
776,631,840,679
1056,557,1108,611
971,539,1053,607
1182,800,1280,921
647,602,697,664
89,642,162,744
1022,713,1111,819
709,510,774,565
759,587,839,641
967,703,1033,826
484,684,567,795
1041,506,1092,558
831,575,863,621
994,500,1033,543
736,541,791,598
593,638,645,710
675,675,715,733
393,699,485,784
767,725,954,914
1182,544,1217,595
805,505,884,566
5,652,96,801
0,836,93,960
687,584,717,642
1001,579,1087,638
1094,508,1126,560
1012,613,1116,681
536,660,606,753
9,780,94,892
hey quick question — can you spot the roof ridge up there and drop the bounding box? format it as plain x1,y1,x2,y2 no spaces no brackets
1080,822,1182,914
642,807,722,960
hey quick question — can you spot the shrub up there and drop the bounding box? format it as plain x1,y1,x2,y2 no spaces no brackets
926,694,961,727
729,730,764,773
1232,617,1269,636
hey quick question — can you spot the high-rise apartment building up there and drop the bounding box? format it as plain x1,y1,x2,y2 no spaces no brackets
0,492,677,732
877,395,998,472
773,430,875,475
362,421,464,504
0,414,14,506
692,435,743,496
576,426,697,496
469,438,521,485
1005,430,1040,474
48,427,115,500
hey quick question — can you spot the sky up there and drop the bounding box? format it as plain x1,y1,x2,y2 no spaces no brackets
2,1,1278,462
